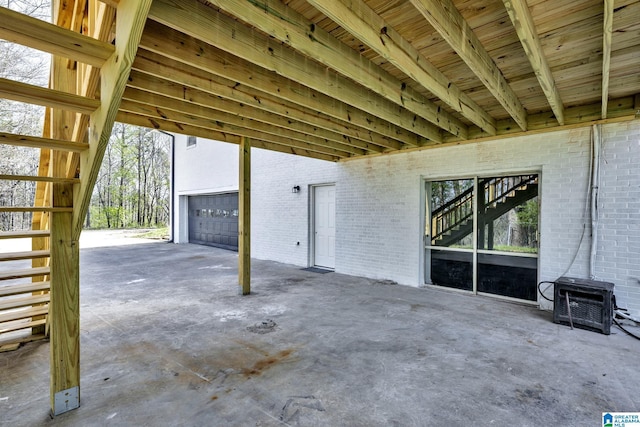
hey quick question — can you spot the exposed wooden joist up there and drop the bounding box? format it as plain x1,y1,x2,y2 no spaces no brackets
0,5,114,68
502,0,565,125
306,0,496,135
0,132,88,152
409,0,528,131
139,21,424,148
116,111,340,162
238,136,250,296
116,111,240,144
147,0,443,143
72,0,153,239
131,51,403,151
118,97,355,158
446,95,640,142
601,0,614,119
206,0,468,139
123,73,382,154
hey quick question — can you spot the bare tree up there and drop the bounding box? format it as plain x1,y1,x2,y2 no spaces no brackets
0,0,50,231
88,125,171,229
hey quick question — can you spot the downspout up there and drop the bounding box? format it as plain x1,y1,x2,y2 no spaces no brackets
158,131,175,243
590,124,601,279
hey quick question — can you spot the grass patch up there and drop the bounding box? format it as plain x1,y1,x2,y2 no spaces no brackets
131,227,169,240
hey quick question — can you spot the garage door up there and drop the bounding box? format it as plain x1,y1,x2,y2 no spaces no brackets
188,193,239,251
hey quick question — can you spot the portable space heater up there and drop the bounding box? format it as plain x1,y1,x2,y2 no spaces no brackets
553,276,614,335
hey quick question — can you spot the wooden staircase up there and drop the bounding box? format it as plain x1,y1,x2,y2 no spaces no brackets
0,0,130,349
0,229,50,350
432,175,538,247
1,0,152,414
0,174,79,350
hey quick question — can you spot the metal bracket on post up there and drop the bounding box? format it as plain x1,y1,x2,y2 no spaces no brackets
53,386,79,416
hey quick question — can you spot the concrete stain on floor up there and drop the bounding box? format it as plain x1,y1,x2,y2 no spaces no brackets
1,239,639,426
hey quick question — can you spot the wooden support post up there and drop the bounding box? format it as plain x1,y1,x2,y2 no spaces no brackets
49,182,80,415
238,137,251,295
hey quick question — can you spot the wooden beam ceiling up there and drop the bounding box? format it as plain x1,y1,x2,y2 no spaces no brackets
306,0,496,135
138,20,423,149
601,0,614,119
123,76,384,154
130,52,401,151
147,0,444,143
502,0,565,125
1,0,639,167
199,0,469,139
409,0,528,131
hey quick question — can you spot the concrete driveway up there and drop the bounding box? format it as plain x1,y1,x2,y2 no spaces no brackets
1,232,639,426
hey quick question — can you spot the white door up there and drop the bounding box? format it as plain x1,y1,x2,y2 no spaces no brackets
314,185,336,269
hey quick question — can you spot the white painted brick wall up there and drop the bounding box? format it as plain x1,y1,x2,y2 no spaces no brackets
596,121,640,315
250,148,338,266
172,121,640,316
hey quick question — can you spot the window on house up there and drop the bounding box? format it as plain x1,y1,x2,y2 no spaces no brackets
425,174,539,301
187,136,197,147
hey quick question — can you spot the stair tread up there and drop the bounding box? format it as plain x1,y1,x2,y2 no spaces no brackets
0,294,50,311
0,230,50,239
0,174,79,183
0,207,73,213
0,333,47,350
0,250,50,261
0,267,50,281
0,318,47,335
0,305,48,323
0,281,50,297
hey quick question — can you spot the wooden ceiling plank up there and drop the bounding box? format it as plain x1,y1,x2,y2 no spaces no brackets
139,21,423,148
502,0,565,125
120,88,366,156
0,78,100,114
125,72,383,154
116,111,241,145
409,0,528,131
0,5,114,68
116,111,340,162
147,0,442,143
306,0,495,135
131,52,398,151
118,97,355,158
601,0,614,119
72,0,153,239
205,0,468,139
0,132,89,152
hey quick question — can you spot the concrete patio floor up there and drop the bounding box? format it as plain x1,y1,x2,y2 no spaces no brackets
1,235,639,426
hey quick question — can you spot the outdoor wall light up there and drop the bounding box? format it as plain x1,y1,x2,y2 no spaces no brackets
292,185,301,193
